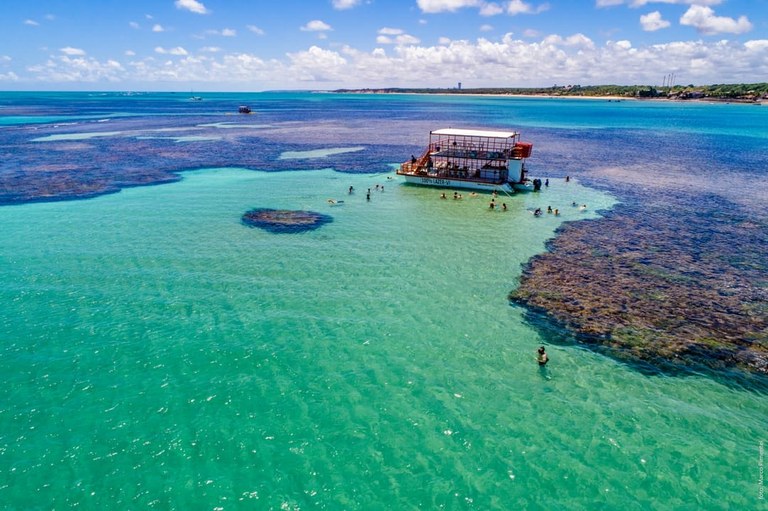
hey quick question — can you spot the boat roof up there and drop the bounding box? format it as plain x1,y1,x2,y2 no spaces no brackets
431,128,519,139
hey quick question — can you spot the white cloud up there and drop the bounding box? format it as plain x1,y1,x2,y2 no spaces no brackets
175,0,209,14
418,0,546,16
287,45,348,82
507,0,533,15
480,24,494,32
598,0,723,6
396,34,421,45
301,20,332,32
332,0,362,9
0,55,11,63
379,28,404,36
377,28,420,45
680,5,752,35
247,25,265,35
129,21,140,29
207,28,237,37
125,50,136,56
155,46,189,56
152,24,165,33
479,3,504,16
26,56,124,83
60,47,86,56
377,34,421,45
744,39,768,52
614,40,632,50
640,11,670,31
10,25,768,89
417,0,482,14
631,0,722,7
24,19,40,26
0,71,19,81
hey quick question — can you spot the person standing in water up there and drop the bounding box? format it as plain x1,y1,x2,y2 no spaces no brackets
537,346,549,366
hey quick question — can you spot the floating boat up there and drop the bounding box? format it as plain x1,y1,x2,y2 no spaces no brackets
238,105,252,114
398,128,537,193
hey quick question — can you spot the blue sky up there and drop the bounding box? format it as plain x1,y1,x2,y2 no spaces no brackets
1,0,766,91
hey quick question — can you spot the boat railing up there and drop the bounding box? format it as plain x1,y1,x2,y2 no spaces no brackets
432,148,509,160
399,149,432,174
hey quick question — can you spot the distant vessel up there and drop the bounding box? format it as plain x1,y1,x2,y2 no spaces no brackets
397,128,536,193
238,105,252,114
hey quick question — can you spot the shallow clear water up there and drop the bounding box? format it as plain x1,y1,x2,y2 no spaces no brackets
1,92,766,509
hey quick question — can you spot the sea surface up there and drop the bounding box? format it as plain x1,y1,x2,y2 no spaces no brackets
0,91,766,509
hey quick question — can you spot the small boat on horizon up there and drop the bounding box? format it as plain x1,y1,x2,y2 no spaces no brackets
397,128,538,194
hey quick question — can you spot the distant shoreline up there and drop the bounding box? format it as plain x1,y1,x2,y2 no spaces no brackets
330,86,767,104
337,90,635,101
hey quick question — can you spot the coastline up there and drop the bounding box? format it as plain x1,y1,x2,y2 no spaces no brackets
331,87,766,104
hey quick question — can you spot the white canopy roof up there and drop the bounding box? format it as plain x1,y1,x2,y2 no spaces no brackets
431,128,519,139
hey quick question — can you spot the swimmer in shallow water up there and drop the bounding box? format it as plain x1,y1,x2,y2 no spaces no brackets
537,346,549,366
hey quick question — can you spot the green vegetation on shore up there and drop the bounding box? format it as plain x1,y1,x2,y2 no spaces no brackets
334,83,768,101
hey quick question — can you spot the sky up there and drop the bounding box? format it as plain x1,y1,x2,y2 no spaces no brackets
1,0,766,91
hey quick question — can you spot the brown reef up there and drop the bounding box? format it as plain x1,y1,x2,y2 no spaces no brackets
510,200,768,380
241,208,332,234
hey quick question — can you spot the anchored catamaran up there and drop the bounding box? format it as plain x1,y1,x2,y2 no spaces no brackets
397,128,536,193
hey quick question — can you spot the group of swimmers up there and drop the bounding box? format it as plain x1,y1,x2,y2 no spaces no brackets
344,183,389,202
531,202,586,217
438,191,512,211
489,198,508,211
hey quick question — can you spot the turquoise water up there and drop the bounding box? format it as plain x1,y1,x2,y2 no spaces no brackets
1,91,767,509
0,166,765,509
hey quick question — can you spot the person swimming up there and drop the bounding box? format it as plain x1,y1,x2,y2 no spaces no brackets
537,346,549,366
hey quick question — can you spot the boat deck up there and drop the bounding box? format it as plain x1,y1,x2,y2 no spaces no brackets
398,162,509,185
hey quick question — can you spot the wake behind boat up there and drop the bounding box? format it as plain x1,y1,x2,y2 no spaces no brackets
397,128,537,193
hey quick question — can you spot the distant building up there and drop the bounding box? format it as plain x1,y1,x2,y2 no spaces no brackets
457,82,462,90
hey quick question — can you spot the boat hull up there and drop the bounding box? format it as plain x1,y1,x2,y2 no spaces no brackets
400,174,514,193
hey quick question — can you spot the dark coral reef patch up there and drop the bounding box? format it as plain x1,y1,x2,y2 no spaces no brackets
509,196,768,381
241,208,332,234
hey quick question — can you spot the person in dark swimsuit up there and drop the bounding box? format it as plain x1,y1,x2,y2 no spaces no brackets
537,346,549,366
